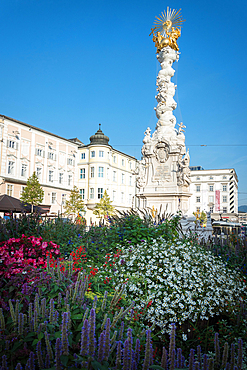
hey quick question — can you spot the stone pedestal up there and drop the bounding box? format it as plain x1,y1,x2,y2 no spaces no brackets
136,46,191,214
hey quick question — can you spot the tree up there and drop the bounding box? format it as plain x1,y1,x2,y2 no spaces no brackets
64,186,85,218
93,190,115,222
20,172,44,212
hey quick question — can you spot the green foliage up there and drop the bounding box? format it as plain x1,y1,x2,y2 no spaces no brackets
64,185,85,217
20,172,44,210
93,191,115,220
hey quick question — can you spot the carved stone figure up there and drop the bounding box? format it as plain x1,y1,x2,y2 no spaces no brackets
177,149,191,187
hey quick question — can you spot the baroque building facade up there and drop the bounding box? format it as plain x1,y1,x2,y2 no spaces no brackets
0,115,137,223
0,114,79,215
77,125,137,225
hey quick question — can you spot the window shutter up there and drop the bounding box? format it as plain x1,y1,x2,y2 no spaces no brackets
43,150,45,158
16,142,19,150
7,140,9,147
73,160,75,166
35,148,38,155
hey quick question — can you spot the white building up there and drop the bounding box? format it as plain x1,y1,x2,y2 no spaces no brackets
0,115,79,215
78,125,137,225
189,166,238,221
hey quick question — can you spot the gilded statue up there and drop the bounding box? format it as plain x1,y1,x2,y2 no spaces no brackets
150,7,185,53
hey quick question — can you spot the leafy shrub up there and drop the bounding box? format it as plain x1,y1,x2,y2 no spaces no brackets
0,235,60,278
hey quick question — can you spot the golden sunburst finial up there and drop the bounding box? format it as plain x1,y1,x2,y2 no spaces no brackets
150,7,185,53
153,7,185,37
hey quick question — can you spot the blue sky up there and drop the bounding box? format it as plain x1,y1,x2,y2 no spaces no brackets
1,0,247,205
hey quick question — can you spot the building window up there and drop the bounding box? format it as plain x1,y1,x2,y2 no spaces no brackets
113,190,116,201
122,159,124,166
98,167,104,177
209,185,214,192
223,207,227,213
196,185,200,192
209,206,214,212
8,161,14,175
223,175,227,179
48,170,54,182
20,186,25,196
129,194,132,204
196,177,200,180
62,194,66,205
121,173,124,184
36,167,42,180
209,196,214,203
107,168,110,180
80,168,85,179
121,192,124,203
81,153,85,159
113,171,116,182
196,196,200,203
209,176,213,180
222,195,227,203
90,167,95,178
99,150,104,158
129,176,132,186
91,151,95,158
48,152,55,160
59,172,63,184
68,158,73,166
80,189,85,200
21,164,27,177
196,207,200,212
129,161,132,169
113,155,116,163
8,140,15,149
98,188,103,199
222,184,227,192
51,192,56,204
7,184,13,196
90,188,94,199
68,174,72,186
36,148,43,157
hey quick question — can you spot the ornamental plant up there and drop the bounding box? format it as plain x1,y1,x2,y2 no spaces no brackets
0,235,60,278
0,262,243,370
97,237,247,352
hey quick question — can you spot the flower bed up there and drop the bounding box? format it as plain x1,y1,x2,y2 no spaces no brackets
98,237,247,337
0,235,60,278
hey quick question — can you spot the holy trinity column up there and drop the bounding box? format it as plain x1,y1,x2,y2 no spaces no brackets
135,7,191,214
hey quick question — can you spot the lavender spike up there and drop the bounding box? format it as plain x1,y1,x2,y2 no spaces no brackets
222,342,229,369
2,355,8,370
104,318,111,362
161,347,168,370
115,341,122,369
55,338,62,370
36,340,44,369
88,309,96,359
230,343,235,370
134,338,140,366
237,338,243,370
61,312,69,355
142,330,152,370
80,319,89,356
97,332,105,363
123,338,130,370
188,349,195,370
